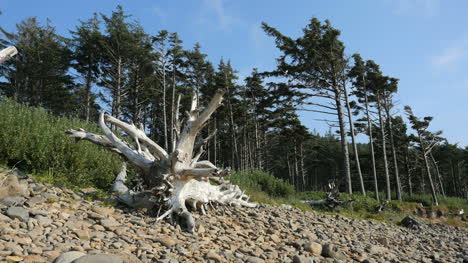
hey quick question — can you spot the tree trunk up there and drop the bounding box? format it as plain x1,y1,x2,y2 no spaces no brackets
300,143,306,192
170,64,176,152
419,134,439,206
364,92,380,202
385,105,402,201
334,92,352,194
84,69,92,123
162,61,168,151
376,92,391,200
457,161,466,199
112,57,123,120
430,153,446,198
405,149,413,196
343,84,365,195
450,160,457,197
294,144,300,191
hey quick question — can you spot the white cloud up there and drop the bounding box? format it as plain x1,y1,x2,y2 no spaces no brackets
431,39,468,69
198,0,240,31
385,0,439,17
432,46,468,68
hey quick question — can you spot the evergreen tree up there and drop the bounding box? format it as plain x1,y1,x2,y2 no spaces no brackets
262,18,353,193
70,14,102,122
0,17,74,115
405,106,444,205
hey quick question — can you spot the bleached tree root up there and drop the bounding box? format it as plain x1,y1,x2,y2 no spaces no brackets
66,89,255,232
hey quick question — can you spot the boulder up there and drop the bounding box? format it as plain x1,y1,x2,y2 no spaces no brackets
6,206,29,222
401,216,423,230
52,251,86,263
72,254,123,263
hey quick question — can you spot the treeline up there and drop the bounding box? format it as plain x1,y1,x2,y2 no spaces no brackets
0,6,466,203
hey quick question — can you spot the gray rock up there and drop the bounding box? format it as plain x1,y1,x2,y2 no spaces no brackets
400,216,423,230
25,196,45,207
36,215,53,225
246,256,265,263
40,192,58,202
322,244,346,260
6,206,29,222
206,251,223,262
366,245,388,255
0,213,10,221
292,255,315,263
100,218,120,229
30,209,49,216
304,242,322,255
52,251,86,263
72,254,123,263
0,196,25,206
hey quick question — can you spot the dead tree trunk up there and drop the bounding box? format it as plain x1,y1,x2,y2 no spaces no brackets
430,153,446,198
418,134,439,206
66,90,255,232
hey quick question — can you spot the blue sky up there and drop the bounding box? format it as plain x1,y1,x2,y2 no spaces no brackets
1,0,467,146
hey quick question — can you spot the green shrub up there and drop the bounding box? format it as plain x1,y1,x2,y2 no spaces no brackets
0,98,122,189
228,170,295,198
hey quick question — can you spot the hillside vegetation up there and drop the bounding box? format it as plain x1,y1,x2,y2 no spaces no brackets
0,98,122,189
0,97,466,227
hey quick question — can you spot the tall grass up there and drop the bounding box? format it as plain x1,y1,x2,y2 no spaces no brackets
0,98,122,189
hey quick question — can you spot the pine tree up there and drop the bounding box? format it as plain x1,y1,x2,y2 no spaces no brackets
349,54,380,200
0,17,74,115
70,14,102,122
262,18,353,193
405,106,444,205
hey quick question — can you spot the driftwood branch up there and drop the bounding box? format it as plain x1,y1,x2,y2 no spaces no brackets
0,46,18,64
301,181,354,209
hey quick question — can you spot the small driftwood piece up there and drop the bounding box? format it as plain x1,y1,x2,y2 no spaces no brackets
301,181,354,210
0,46,18,64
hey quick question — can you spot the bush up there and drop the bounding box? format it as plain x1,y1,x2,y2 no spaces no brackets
228,170,295,198
0,98,122,189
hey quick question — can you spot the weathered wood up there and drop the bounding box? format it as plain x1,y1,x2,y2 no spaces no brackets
0,46,18,64
301,181,354,209
66,89,255,232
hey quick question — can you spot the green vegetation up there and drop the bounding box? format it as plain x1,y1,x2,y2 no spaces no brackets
0,98,122,189
230,170,467,227
229,170,295,198
0,98,465,227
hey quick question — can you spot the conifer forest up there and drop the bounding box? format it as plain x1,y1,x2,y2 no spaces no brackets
1,6,467,205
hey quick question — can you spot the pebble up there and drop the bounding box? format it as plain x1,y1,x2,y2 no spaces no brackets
0,171,465,263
